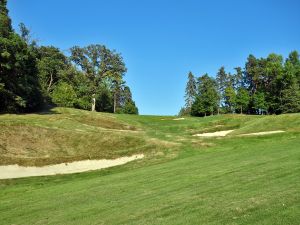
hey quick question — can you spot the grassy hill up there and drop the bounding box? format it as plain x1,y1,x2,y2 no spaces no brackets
0,108,300,224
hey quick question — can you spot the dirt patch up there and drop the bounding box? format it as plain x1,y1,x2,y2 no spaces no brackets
173,118,185,121
193,130,234,137
0,154,144,179
239,130,285,136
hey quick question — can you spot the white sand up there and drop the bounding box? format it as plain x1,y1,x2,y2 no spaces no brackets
193,130,234,137
173,118,185,121
239,130,285,136
0,154,144,179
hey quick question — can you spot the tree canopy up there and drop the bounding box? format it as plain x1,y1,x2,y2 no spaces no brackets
182,51,300,116
0,1,138,114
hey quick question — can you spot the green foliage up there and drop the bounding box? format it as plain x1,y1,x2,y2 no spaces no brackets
0,33,43,113
191,74,218,116
224,86,236,113
95,83,113,112
0,0,12,38
253,92,267,114
51,82,77,107
236,88,250,113
280,78,300,113
184,71,197,110
178,107,190,117
0,1,138,114
37,46,68,96
121,100,139,114
185,51,300,116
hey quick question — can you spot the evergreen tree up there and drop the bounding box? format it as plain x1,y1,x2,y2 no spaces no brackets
192,74,218,116
234,67,244,89
216,66,227,112
184,71,197,112
280,78,300,113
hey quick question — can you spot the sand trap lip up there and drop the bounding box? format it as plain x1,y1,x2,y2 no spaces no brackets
239,130,285,136
0,154,144,180
193,130,234,137
173,118,185,120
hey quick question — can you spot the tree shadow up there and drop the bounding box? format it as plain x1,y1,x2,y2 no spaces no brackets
35,105,61,115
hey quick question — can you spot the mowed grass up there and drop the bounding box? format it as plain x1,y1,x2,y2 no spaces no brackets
0,108,300,224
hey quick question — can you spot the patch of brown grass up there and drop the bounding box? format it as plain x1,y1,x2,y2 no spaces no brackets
0,125,147,166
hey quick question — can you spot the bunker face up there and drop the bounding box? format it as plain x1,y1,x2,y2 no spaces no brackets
0,154,144,179
239,130,285,136
193,130,234,137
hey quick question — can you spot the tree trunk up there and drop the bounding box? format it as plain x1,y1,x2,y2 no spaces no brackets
240,106,243,114
113,93,116,113
91,97,96,112
47,72,53,93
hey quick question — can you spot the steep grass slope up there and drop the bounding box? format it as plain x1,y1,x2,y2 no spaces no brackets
0,108,151,166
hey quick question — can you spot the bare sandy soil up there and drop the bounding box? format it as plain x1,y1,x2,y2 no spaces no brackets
193,130,285,137
193,130,234,137
0,154,144,179
239,130,285,136
173,118,185,121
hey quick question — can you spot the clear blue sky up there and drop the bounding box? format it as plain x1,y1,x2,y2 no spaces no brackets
8,0,300,115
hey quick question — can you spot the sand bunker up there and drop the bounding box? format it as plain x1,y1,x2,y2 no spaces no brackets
173,118,185,121
239,130,285,136
193,130,234,137
0,154,144,179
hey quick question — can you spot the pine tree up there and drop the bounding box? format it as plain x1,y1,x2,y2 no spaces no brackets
192,74,218,116
280,78,300,113
184,71,197,112
216,66,227,113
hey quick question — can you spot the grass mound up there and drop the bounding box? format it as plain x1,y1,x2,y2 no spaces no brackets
0,108,148,166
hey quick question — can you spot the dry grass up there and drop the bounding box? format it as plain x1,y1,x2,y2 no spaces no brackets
0,108,150,166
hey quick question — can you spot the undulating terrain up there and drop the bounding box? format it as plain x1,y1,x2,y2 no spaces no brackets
0,108,300,224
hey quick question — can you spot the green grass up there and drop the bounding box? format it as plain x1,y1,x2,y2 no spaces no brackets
0,108,300,224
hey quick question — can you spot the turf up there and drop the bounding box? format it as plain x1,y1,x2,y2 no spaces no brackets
0,108,299,224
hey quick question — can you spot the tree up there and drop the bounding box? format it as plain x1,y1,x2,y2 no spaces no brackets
280,78,300,113
224,86,236,113
18,23,30,43
0,0,12,38
0,33,43,112
216,66,227,112
122,100,138,114
263,53,284,114
51,82,77,107
236,88,250,114
192,74,218,116
191,96,206,117
184,71,196,112
253,92,267,114
118,86,138,114
37,46,68,96
234,67,244,89
95,81,113,112
70,44,128,112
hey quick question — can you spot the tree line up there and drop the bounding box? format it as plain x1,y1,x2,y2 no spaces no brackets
0,0,138,114
181,51,300,116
